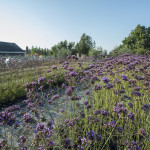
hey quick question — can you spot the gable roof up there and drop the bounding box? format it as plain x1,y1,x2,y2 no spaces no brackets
0,41,25,53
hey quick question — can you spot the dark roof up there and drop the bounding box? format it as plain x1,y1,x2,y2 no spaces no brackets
0,41,25,53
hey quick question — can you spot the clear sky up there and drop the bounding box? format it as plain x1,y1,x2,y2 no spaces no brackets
0,0,150,52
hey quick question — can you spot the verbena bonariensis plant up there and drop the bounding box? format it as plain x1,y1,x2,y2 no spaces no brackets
0,55,88,104
0,54,150,149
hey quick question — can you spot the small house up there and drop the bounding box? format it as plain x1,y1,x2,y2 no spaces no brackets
0,41,25,56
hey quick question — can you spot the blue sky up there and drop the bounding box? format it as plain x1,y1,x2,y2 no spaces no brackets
0,0,150,52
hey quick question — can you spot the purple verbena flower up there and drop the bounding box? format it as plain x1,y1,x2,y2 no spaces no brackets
139,128,147,136
85,90,90,95
51,95,59,101
121,74,128,81
84,100,89,105
38,77,45,85
86,130,95,140
127,112,135,120
96,134,102,141
81,137,87,146
93,84,102,91
101,110,109,116
102,77,110,84
63,138,71,148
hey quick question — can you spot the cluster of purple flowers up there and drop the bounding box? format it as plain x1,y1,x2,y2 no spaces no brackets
63,64,69,69
143,81,149,86
70,96,81,101
0,109,16,126
101,110,109,116
86,130,95,140
128,102,133,108
61,83,66,88
91,75,99,83
38,77,45,85
68,67,74,71
131,91,142,97
81,137,87,146
113,103,128,115
46,140,54,148
18,135,27,147
52,65,57,69
141,104,150,111
24,82,37,91
66,117,79,129
86,105,92,109
134,86,141,91
94,110,101,115
30,107,40,117
104,121,116,128
22,113,33,123
83,100,89,105
125,140,142,150
50,94,60,101
104,83,113,89
36,123,53,137
113,78,121,84
63,138,71,148
26,102,35,109
4,105,20,112
121,74,128,81
101,77,110,84
135,75,144,80
139,128,147,136
89,64,95,68
47,70,51,73
65,86,75,96
85,90,90,95
71,55,78,60
93,84,102,91
127,112,135,120
129,79,137,85
69,71,78,77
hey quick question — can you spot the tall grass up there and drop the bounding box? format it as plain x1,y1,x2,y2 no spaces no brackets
0,54,150,149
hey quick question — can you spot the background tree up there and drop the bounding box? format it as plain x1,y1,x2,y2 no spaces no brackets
109,24,150,56
109,45,129,57
88,46,104,58
76,33,95,55
30,46,51,56
51,40,75,57
122,24,150,54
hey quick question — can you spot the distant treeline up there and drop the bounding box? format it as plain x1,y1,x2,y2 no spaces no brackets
27,24,150,58
27,33,108,58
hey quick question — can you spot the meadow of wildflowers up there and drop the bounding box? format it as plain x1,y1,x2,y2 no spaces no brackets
0,53,150,150
0,55,88,105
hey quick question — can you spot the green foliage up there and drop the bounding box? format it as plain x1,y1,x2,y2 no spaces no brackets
132,48,147,55
51,40,75,57
122,24,150,51
57,48,71,58
109,24,150,56
88,46,107,58
76,33,95,55
0,85,26,104
110,45,130,57
30,46,52,56
88,49,101,58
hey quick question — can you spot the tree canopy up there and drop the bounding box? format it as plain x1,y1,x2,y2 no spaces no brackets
109,24,150,56
51,40,75,57
122,24,150,51
75,33,95,55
